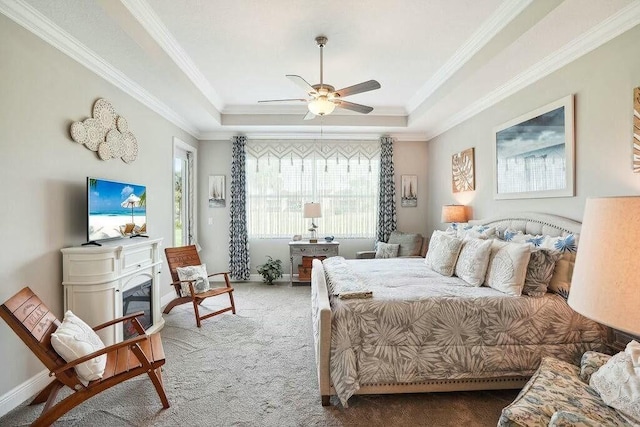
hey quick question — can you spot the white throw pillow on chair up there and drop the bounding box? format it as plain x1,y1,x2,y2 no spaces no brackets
176,264,211,295
51,310,107,382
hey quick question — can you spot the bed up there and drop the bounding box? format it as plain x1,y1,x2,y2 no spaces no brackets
310,213,608,406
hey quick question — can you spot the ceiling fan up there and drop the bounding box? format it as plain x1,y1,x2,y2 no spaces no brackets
259,36,381,120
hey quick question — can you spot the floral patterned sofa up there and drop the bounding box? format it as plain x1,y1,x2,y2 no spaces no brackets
498,352,632,426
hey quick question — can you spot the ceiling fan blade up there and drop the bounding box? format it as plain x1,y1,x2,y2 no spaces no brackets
335,80,381,98
258,98,308,103
303,110,316,120
287,75,317,95
334,100,374,114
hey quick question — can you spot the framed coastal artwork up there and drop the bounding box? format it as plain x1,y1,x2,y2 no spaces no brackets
452,147,475,193
401,175,417,207
633,87,639,173
208,175,226,208
493,94,575,200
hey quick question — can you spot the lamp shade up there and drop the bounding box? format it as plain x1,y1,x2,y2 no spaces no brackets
441,205,467,223
308,97,336,116
303,202,322,218
568,196,640,336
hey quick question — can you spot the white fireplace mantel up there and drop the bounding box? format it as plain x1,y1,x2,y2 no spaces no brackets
61,237,164,345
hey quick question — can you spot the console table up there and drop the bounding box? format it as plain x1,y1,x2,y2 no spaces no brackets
289,241,339,285
61,237,164,345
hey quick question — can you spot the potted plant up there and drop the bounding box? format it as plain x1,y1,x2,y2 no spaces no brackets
256,256,283,285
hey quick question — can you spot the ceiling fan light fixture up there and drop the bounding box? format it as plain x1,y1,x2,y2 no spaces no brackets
308,96,335,116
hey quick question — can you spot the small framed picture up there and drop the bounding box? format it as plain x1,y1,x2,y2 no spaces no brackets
401,175,417,207
208,175,226,208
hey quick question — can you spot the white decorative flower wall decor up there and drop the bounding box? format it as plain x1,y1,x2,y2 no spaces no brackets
69,98,138,163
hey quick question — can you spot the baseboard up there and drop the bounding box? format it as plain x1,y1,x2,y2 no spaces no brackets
0,368,50,418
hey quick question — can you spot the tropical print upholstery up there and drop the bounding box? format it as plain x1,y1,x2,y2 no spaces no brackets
498,356,630,427
322,257,607,406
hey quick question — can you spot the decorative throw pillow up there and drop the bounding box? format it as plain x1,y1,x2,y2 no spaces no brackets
424,230,463,276
503,228,545,247
176,264,211,295
590,341,640,424
455,224,497,240
543,233,579,298
454,237,493,286
484,240,531,296
388,231,423,257
51,311,107,382
375,242,400,259
523,248,563,297
580,351,612,383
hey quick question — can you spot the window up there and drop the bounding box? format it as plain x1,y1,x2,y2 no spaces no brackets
173,138,196,246
246,140,380,239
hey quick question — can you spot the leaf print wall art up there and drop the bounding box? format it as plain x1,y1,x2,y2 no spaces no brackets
452,147,475,193
633,87,640,173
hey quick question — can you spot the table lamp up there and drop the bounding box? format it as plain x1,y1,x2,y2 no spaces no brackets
303,202,322,243
568,196,640,337
441,205,468,224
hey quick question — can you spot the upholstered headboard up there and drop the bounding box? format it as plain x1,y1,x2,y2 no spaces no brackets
468,212,581,237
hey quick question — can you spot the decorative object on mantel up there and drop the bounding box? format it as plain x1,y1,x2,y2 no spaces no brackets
69,98,138,163
633,87,639,173
401,175,418,207
452,147,475,193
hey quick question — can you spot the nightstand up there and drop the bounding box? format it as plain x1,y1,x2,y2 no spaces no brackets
289,241,339,285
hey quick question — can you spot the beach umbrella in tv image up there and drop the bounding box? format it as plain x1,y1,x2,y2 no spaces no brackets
121,194,141,224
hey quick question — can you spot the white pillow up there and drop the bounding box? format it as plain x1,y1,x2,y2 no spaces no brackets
484,240,531,296
51,311,107,382
502,228,545,247
176,264,211,295
454,237,493,286
375,242,400,259
424,230,463,276
590,341,640,424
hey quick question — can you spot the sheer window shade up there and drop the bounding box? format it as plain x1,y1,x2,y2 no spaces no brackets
246,140,380,239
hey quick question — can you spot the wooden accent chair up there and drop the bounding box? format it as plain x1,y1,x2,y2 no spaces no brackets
164,245,236,327
0,287,169,427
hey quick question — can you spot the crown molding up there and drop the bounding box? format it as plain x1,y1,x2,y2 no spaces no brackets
120,0,223,123
0,0,201,139
406,0,533,113
424,1,640,141
198,131,428,142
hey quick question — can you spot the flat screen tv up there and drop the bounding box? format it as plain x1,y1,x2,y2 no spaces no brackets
87,177,147,243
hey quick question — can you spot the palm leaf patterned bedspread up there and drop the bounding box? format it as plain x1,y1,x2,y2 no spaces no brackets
322,257,607,406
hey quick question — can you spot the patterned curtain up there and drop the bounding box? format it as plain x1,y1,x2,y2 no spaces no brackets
377,136,396,242
229,136,250,280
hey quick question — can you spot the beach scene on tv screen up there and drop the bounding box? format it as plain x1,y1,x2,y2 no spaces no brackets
89,179,146,241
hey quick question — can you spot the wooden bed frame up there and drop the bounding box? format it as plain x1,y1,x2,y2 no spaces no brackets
310,212,583,406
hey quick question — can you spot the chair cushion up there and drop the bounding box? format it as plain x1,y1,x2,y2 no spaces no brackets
176,264,211,295
498,356,630,427
375,242,400,259
388,231,423,257
51,311,107,382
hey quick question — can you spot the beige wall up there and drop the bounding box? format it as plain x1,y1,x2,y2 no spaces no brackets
426,24,640,234
197,139,429,275
0,15,196,402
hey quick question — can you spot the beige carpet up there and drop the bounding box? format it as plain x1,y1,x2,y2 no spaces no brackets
0,282,519,426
